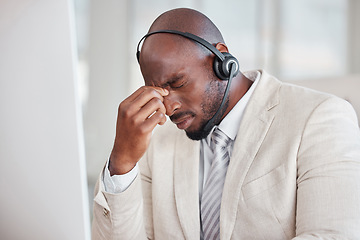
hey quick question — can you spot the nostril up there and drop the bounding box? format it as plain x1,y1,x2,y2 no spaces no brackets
163,96,180,117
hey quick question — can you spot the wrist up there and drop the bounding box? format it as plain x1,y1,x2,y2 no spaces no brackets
109,153,136,176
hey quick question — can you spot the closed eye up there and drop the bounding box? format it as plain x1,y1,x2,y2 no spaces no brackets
171,81,185,89
168,74,186,89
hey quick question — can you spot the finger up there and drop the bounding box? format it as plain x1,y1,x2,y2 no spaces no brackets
158,115,167,125
123,86,148,103
151,86,169,97
126,86,168,103
142,111,167,131
137,97,166,121
120,87,168,120
131,88,167,110
121,90,164,119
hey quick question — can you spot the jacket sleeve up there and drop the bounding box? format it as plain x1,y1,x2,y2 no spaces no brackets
293,97,360,239
91,165,148,240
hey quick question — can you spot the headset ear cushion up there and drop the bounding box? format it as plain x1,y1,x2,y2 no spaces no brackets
213,52,239,80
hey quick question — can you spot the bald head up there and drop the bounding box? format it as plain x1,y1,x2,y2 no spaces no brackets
148,8,224,46
138,8,228,73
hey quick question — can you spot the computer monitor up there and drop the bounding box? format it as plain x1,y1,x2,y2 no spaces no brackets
0,1,91,239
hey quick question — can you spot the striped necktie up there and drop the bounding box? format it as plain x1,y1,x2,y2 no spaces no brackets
201,127,231,240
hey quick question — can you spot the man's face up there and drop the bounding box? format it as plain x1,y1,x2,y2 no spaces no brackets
140,35,226,140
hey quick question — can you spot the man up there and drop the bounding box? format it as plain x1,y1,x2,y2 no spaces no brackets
92,8,360,240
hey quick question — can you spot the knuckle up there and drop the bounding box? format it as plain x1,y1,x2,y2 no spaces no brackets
160,103,166,111
118,101,125,111
138,124,149,135
147,89,160,98
129,115,139,127
139,86,147,91
148,89,157,97
145,98,159,110
157,112,165,119
153,111,164,121
119,100,130,112
120,105,131,118
152,97,163,106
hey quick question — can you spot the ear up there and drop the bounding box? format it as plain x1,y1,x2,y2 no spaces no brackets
215,42,229,53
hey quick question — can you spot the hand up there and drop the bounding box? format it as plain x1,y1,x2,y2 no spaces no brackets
109,86,169,175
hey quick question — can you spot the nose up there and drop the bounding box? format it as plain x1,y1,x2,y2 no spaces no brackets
163,92,181,116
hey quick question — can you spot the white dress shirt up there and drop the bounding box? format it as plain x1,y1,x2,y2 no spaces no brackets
103,71,260,194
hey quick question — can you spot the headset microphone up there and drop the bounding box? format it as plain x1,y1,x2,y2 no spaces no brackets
203,62,236,133
136,30,240,134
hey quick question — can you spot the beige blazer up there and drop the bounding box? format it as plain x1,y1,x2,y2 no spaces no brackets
92,70,360,240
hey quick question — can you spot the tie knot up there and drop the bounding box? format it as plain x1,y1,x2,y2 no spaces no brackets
210,127,230,151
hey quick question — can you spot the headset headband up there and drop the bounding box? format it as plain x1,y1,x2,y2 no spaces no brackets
136,30,225,63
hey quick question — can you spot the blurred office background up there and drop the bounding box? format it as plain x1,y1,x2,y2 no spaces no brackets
72,0,360,216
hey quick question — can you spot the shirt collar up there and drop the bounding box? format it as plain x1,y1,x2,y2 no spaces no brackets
205,70,261,144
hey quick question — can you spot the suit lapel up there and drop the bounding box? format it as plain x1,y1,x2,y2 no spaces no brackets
174,131,201,239
220,70,281,239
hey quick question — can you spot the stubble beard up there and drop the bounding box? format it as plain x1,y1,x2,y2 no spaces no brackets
185,79,228,141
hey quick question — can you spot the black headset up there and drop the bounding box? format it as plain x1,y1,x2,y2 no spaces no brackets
136,29,240,133
136,30,239,80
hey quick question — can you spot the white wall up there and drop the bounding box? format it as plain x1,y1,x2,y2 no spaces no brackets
84,0,130,186
0,0,90,239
